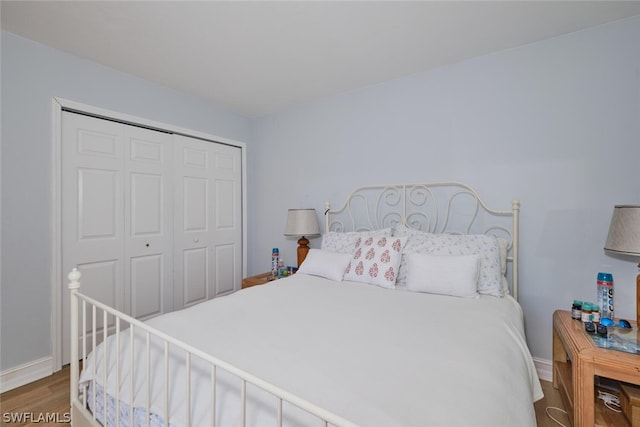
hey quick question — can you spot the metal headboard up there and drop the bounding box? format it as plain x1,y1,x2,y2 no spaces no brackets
324,181,520,300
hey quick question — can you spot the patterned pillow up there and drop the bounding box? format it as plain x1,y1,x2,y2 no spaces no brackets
321,228,392,254
343,235,406,289
394,225,504,297
393,225,434,285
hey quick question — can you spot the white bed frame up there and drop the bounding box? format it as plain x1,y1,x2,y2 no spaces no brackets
68,180,519,426
68,269,359,427
324,181,519,299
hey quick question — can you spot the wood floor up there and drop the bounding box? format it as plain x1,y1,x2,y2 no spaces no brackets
0,366,71,426
535,379,572,427
1,369,567,426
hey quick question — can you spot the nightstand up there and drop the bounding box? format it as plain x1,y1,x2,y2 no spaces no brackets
553,309,640,426
241,272,277,289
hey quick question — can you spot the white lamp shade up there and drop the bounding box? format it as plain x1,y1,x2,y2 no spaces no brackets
604,205,640,256
284,209,320,237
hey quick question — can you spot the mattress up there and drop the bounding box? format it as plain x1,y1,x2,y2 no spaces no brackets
79,273,543,426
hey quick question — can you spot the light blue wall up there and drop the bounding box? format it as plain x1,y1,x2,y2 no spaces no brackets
0,32,251,370
250,16,640,361
2,15,640,371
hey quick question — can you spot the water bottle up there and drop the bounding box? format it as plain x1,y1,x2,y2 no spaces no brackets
271,248,279,278
597,272,614,320
278,258,284,277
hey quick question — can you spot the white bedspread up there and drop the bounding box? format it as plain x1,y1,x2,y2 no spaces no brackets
79,274,543,427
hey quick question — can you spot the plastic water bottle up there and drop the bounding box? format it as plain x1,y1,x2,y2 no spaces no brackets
597,272,614,320
278,258,284,276
271,248,279,278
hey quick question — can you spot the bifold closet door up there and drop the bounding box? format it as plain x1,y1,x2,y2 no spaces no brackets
61,113,243,364
173,134,242,309
61,112,173,363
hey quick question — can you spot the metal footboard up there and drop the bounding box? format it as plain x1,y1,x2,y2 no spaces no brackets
68,268,358,427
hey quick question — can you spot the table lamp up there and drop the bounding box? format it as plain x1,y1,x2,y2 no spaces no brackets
604,205,640,325
284,208,321,267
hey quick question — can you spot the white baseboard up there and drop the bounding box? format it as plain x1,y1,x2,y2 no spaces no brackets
534,357,553,382
0,356,53,393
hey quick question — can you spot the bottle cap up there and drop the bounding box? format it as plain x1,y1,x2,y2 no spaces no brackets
573,300,583,306
593,304,599,311
597,272,613,282
272,248,279,253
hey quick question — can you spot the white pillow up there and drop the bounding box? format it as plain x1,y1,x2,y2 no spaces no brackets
321,228,392,254
394,225,504,297
296,249,352,281
405,253,480,298
344,235,406,289
418,233,504,297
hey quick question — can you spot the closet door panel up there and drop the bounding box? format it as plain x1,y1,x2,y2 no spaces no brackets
62,113,173,363
62,113,125,364
211,144,242,298
183,247,208,306
78,168,118,240
130,254,163,320
173,135,242,308
214,180,235,228
183,177,208,231
174,136,213,308
214,244,235,295
124,126,173,320
130,173,163,235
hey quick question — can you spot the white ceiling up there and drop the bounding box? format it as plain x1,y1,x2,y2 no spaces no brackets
3,1,640,118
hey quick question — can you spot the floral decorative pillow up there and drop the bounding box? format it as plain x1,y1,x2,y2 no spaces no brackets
321,228,392,254
343,235,406,289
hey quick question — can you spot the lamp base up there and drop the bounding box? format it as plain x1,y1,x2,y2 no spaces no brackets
297,236,310,268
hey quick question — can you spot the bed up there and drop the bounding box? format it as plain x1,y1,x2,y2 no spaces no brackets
68,181,543,427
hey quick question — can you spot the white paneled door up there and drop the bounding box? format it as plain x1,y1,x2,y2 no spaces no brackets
61,112,242,364
173,135,242,309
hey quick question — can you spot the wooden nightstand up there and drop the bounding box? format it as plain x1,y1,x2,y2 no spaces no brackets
553,309,640,426
241,272,277,289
